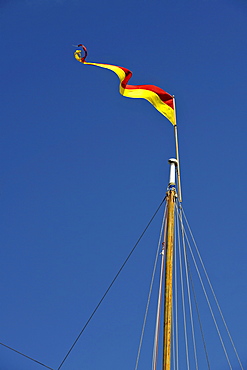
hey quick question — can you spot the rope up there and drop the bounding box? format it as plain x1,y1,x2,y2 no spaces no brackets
177,210,232,369
152,207,167,370
188,263,211,369
172,212,177,370
174,211,179,370
177,207,190,369
181,207,244,370
152,242,165,370
0,342,55,370
177,205,198,369
135,204,167,370
57,196,166,370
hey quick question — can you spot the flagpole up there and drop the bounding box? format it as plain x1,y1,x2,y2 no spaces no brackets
173,97,182,203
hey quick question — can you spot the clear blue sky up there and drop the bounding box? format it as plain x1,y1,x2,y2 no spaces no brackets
1,0,247,369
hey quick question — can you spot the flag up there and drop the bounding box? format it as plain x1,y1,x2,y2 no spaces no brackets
74,46,175,125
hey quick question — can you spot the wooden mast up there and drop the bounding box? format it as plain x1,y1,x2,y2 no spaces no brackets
163,158,177,370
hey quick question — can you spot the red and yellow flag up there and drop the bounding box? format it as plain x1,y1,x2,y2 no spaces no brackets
74,45,175,125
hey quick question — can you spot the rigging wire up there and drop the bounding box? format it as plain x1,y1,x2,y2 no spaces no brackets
175,205,210,369
135,203,167,370
177,207,190,369
152,206,168,370
1,197,243,370
0,342,55,370
187,260,211,369
57,196,166,370
172,210,178,370
0,197,165,370
177,204,198,370
174,209,179,370
177,209,233,369
181,207,244,370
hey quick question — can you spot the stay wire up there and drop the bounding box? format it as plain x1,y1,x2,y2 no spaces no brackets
177,204,198,369
0,342,55,370
187,262,211,369
152,206,168,370
57,196,166,370
135,203,167,370
177,209,232,368
176,205,210,369
177,206,190,369
181,206,244,370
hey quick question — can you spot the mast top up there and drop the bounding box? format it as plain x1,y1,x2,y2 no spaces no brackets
168,158,178,189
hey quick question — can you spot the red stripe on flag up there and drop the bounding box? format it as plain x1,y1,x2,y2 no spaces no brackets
120,67,174,109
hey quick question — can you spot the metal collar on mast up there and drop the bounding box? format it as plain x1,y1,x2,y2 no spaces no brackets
168,158,178,190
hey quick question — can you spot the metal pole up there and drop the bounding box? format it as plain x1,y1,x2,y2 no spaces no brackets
173,97,182,203
163,159,177,370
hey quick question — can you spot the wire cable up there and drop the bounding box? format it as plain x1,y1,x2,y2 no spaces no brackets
181,207,244,370
177,210,232,369
177,204,198,369
152,206,168,370
172,211,178,370
57,196,166,370
0,342,55,370
177,208,190,369
187,262,211,369
135,203,167,370
174,210,179,370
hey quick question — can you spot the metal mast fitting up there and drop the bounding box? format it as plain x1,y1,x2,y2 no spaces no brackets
168,158,178,189
163,159,177,370
172,97,182,203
